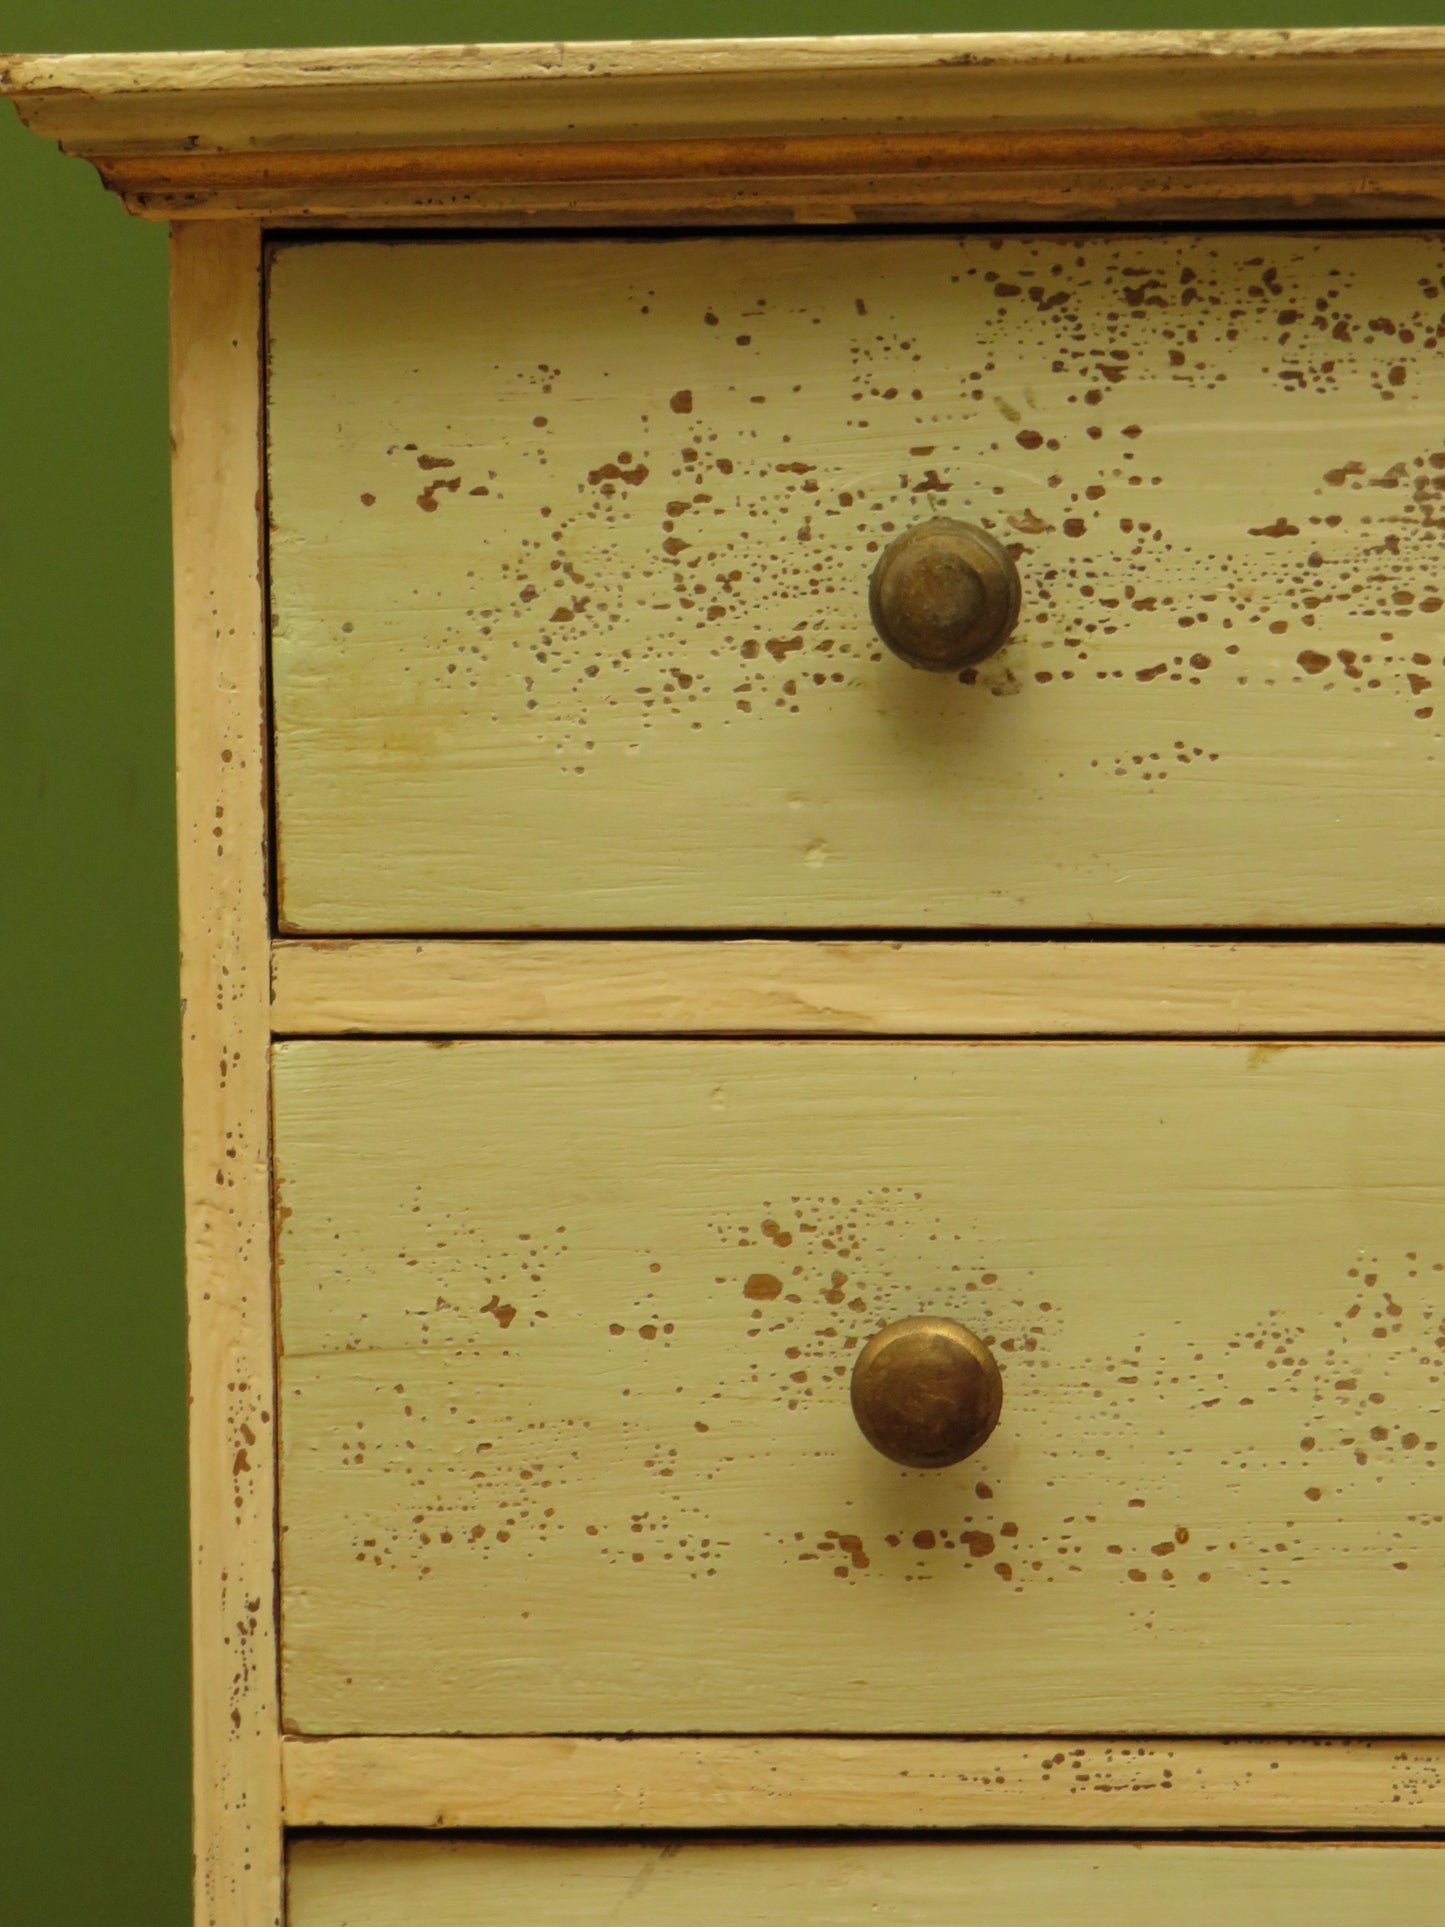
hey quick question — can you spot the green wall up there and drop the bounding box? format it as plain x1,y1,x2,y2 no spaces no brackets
3,2,1441,1920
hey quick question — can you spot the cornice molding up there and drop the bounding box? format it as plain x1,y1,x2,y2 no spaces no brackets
5,31,1445,224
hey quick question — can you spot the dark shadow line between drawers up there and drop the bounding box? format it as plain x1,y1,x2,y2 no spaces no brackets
270,217,1445,251
267,1028,1445,1041
259,244,286,948
269,925,1445,944
281,1728,1445,1742
282,1824,1445,1843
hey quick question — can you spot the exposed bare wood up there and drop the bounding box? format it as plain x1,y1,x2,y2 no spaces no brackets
282,1733,1445,1830
270,940,1445,1038
102,123,1445,192
89,121,1445,199
171,222,281,1927
4,31,1445,222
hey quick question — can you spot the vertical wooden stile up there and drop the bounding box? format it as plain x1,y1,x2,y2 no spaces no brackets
170,221,280,1927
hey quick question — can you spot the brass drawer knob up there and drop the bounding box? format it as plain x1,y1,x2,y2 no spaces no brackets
868,517,1022,672
850,1315,1003,1469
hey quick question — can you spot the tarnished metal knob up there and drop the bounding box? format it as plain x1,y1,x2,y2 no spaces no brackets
850,1315,1003,1469
868,518,1021,672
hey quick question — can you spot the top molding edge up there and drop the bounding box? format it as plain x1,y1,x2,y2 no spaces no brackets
6,31,1445,224
5,29,1445,89
6,30,1445,143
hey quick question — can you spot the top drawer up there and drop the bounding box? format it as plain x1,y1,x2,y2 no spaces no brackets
268,231,1445,933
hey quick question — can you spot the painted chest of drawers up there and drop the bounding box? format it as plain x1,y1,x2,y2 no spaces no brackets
8,28,1445,1925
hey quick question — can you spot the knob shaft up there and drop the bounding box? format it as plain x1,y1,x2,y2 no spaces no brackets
869,518,1021,672
850,1315,1003,1469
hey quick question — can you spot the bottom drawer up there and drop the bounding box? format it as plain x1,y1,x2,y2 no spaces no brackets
289,1837,1439,1923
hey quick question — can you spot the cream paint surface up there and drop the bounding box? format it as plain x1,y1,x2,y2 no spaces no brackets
267,232,1445,930
275,1041,1445,1735
287,1838,1445,1924
279,1732,1445,1830
171,225,283,1927
267,936,1445,1036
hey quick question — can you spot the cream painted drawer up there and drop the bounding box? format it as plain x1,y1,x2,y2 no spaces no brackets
15,30,1445,1920
275,1039,1445,1736
288,1838,1444,1924
267,230,1445,933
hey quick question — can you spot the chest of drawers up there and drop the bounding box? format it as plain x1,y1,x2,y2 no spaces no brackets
8,27,1445,1926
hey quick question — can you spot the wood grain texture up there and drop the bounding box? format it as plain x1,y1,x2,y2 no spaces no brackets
94,125,1445,189
282,1734,1445,1831
5,31,1445,221
268,232,1445,932
171,222,281,1927
108,162,1445,228
271,939,1445,1037
274,1040,1445,1736
288,1837,1445,1925
91,143,1445,227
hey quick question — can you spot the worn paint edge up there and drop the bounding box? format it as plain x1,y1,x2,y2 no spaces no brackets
281,1735,1445,1830
91,123,1445,193
7,28,1445,94
106,160,1445,225
6,29,1445,146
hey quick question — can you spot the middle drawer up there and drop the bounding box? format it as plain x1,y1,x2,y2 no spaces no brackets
274,1039,1445,1736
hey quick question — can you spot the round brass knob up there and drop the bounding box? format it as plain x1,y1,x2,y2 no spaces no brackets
849,1315,1003,1469
868,518,1022,672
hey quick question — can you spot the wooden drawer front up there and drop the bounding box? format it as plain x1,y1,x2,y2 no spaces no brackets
275,1040,1445,1737
268,232,1445,933
288,1839,1443,1923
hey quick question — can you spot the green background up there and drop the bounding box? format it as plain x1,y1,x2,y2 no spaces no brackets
3,2,1441,1920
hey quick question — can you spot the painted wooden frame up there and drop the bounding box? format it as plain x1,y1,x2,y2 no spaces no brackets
170,222,282,1926
270,940,1445,1038
8,30,1445,1927
282,1735,1445,1830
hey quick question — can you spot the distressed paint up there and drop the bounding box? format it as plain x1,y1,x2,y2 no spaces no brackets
268,232,1445,931
10,31,1445,153
287,1838,1445,1925
274,1040,1445,1736
15,30,1445,1901
171,224,282,1927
